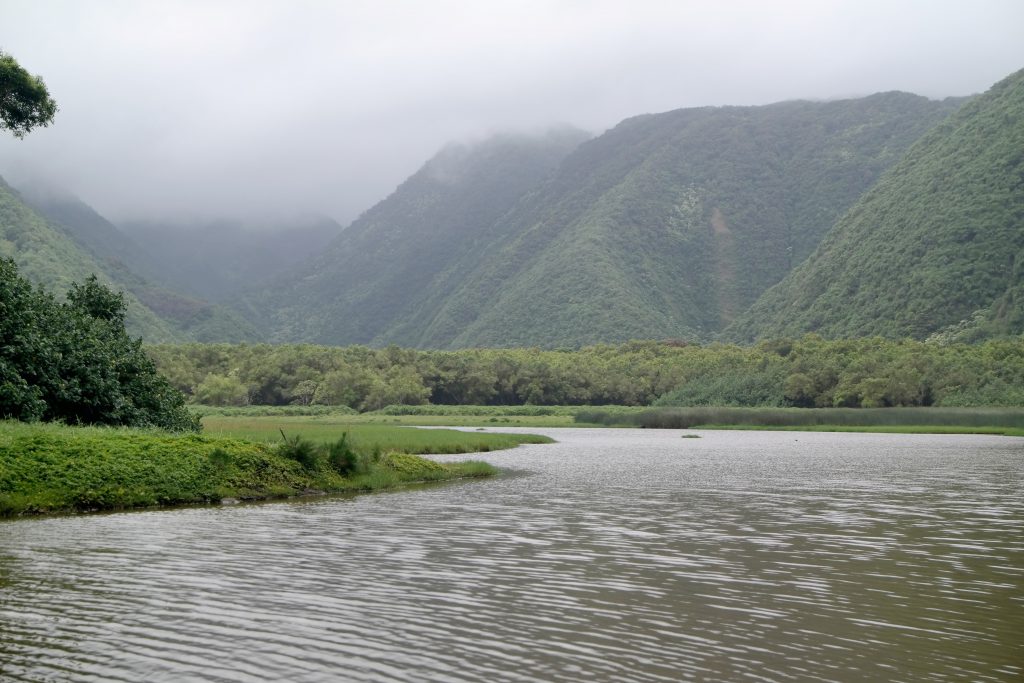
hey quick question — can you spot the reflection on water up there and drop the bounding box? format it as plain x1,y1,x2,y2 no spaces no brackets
1,429,1022,682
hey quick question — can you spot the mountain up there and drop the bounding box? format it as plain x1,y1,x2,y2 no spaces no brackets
9,182,260,342
262,95,961,348
256,127,593,343
726,68,1024,342
120,215,342,304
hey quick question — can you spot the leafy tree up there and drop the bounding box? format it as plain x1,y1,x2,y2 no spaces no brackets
0,258,199,430
67,275,128,322
0,51,58,138
193,372,249,407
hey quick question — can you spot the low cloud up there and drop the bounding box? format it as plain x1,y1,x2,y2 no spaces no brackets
1,0,1021,226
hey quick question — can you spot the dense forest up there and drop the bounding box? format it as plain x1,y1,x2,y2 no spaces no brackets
148,337,1024,410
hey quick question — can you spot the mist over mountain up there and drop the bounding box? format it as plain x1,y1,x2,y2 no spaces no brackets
1,177,181,341
8,181,259,342
727,68,1024,342
8,69,1022,350
256,94,961,348
119,216,342,304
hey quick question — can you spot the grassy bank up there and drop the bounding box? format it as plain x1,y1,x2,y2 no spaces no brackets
0,420,529,517
576,406,1024,435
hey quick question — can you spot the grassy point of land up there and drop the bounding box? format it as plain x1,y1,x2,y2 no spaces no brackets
200,415,553,451
0,419,548,518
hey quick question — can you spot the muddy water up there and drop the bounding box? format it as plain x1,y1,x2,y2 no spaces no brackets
2,429,1022,682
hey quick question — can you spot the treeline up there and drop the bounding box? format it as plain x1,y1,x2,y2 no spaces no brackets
146,336,1024,410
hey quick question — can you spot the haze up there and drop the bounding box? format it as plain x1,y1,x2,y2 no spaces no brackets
1,0,1022,226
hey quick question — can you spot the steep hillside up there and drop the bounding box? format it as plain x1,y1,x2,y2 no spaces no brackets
259,127,592,343
264,95,960,348
17,186,261,342
0,176,185,341
726,68,1024,342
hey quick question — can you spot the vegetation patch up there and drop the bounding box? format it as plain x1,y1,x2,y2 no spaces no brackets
0,420,504,517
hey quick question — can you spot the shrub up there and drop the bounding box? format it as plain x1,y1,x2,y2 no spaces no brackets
278,431,322,470
327,432,365,476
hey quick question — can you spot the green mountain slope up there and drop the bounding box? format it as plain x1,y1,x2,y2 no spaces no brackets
16,186,261,342
265,94,960,348
259,127,592,344
726,68,1024,342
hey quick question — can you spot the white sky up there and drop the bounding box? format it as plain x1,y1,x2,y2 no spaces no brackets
1,0,1022,225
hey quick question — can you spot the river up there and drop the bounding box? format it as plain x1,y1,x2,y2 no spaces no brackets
1,428,1022,682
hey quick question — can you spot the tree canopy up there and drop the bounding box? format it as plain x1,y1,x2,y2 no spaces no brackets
0,51,58,138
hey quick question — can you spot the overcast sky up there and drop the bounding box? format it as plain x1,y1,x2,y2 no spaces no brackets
1,0,1022,227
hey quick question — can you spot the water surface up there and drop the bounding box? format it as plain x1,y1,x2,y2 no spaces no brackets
2,429,1022,681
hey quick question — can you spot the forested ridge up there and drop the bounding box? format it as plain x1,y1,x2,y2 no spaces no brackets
256,93,961,348
4,69,1022,352
727,67,1024,342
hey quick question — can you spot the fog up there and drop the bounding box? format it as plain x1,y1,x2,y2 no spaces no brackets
1,0,1022,227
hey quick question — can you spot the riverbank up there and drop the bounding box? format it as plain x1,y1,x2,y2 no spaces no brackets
0,420,546,517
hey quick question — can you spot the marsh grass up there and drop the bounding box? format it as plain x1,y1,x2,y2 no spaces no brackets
580,406,1024,434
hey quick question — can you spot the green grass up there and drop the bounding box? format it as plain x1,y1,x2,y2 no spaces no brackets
0,420,519,517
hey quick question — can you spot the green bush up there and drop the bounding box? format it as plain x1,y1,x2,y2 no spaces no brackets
326,433,367,476
278,432,322,471
1,259,198,431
